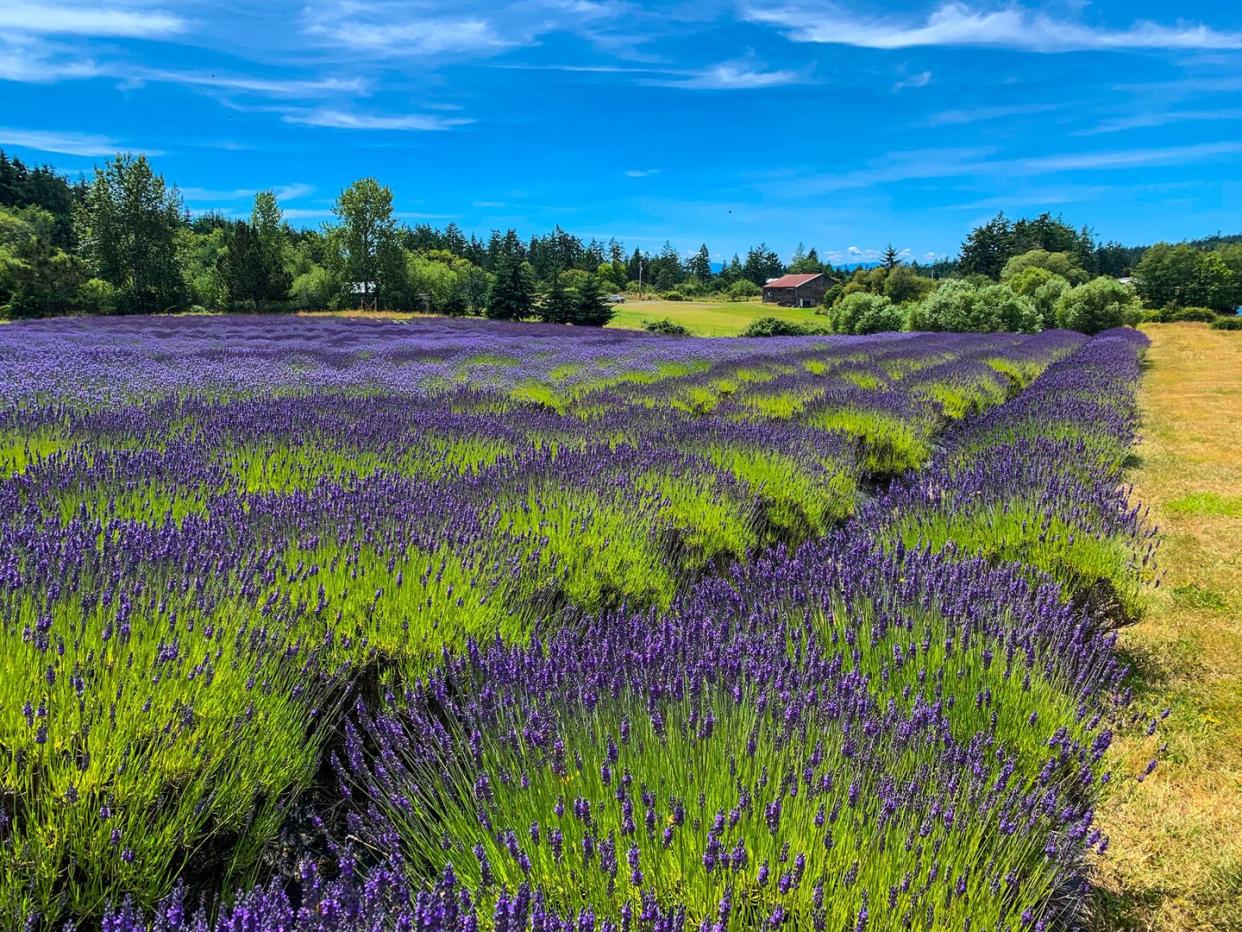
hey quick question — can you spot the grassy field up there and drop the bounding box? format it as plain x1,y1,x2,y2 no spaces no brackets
298,300,825,337
1094,323,1242,930
604,297,824,336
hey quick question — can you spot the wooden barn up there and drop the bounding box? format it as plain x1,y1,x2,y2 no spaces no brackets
761,273,827,308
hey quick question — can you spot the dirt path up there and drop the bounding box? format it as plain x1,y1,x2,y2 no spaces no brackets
1093,323,1242,930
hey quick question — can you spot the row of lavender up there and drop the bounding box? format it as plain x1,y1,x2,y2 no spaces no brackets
91,330,1147,932
0,318,1140,928
90,328,1154,931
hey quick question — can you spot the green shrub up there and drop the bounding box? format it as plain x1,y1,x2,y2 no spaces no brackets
827,292,903,334
1168,306,1218,323
727,280,761,301
76,277,119,315
1054,277,1137,334
1210,316,1242,331
908,279,1040,333
661,290,685,302
741,316,825,337
642,318,690,335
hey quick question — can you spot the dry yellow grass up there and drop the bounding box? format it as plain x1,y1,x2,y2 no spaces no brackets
1091,323,1242,930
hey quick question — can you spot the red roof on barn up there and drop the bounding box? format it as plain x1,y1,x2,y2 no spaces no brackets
763,273,823,289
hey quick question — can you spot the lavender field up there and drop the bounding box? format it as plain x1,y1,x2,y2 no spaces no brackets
0,316,1160,930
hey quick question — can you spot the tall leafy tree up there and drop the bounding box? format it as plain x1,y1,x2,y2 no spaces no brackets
251,191,285,259
486,229,534,320
77,154,185,313
331,178,403,306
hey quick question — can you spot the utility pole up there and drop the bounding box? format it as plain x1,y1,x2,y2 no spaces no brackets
638,260,644,300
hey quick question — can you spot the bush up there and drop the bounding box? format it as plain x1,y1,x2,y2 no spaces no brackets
76,277,119,316
642,318,690,335
1054,277,1137,334
1210,316,1242,331
727,280,761,301
1167,306,1218,323
1001,249,1090,285
828,292,903,334
661,291,685,302
908,279,1040,333
289,266,338,311
741,316,825,337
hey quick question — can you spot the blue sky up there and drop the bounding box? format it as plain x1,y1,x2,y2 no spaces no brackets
2,1,1241,263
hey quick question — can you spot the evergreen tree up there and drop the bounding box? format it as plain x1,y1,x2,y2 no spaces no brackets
571,274,612,326
486,229,534,320
881,243,901,270
742,243,782,285
539,273,575,324
958,213,1015,279
219,219,291,309
686,244,713,282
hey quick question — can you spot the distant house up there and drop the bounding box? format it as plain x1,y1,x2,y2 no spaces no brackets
762,273,827,308
348,281,378,311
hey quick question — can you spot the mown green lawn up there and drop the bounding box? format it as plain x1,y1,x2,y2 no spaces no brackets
605,298,825,337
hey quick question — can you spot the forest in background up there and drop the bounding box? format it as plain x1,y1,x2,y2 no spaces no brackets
2,150,1240,332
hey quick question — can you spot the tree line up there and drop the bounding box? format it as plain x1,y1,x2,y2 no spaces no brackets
2,149,1239,325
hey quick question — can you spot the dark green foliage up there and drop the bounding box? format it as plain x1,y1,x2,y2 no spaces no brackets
571,274,613,326
538,274,575,324
1210,316,1242,331
486,231,534,320
0,150,78,248
741,316,826,337
685,244,712,283
76,154,185,314
1167,307,1219,323
218,221,291,310
662,290,685,301
960,212,1095,279
642,318,690,335
1134,243,1238,312
742,242,782,285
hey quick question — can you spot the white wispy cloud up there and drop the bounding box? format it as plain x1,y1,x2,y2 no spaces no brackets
948,184,1114,210
767,141,1242,197
282,109,472,131
1079,108,1242,135
925,102,1063,126
625,168,661,178
181,183,316,202
132,69,365,97
302,7,513,57
0,33,101,82
0,126,158,156
0,3,186,38
653,60,805,90
893,70,932,90
744,2,1242,52
1014,141,1242,173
